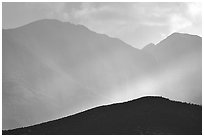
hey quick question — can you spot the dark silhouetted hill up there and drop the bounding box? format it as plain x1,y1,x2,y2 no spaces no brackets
3,96,202,135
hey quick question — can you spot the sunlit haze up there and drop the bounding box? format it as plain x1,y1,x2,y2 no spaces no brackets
2,2,202,130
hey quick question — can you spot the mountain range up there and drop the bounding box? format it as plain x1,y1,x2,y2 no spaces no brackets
2,19,202,130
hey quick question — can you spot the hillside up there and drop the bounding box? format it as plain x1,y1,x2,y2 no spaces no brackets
3,96,202,135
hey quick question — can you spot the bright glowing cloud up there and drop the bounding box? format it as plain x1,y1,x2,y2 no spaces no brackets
169,14,192,33
187,2,202,17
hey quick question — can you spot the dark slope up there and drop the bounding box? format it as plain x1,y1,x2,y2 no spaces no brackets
3,96,202,135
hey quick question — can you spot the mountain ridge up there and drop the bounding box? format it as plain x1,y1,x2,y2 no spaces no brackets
3,96,202,135
3,19,138,50
143,32,201,50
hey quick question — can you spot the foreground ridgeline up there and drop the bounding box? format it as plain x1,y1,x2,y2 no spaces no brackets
3,96,202,135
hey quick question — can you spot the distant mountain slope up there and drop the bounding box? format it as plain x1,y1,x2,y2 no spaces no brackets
3,96,202,135
3,19,157,129
143,33,201,63
142,33,202,105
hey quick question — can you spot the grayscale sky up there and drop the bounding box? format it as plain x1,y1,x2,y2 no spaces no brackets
2,2,202,48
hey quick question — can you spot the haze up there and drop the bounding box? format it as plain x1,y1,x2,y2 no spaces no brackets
2,2,202,130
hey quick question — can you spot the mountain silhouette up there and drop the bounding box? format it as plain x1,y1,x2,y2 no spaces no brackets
2,19,202,130
3,96,202,135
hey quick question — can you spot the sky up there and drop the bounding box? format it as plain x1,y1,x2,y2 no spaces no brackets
2,2,202,49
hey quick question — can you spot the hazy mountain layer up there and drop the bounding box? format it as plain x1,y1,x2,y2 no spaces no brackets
2,19,202,129
143,33,202,104
3,19,156,129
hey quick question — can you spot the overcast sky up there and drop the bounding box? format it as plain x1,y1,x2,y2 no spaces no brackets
2,2,202,48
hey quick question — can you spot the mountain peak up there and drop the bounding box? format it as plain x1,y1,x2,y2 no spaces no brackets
142,43,155,50
164,32,201,41
8,19,91,33
155,32,202,50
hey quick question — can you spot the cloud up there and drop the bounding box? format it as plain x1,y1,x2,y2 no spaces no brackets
168,13,192,33
187,2,202,17
24,3,68,20
58,2,201,48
